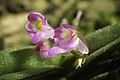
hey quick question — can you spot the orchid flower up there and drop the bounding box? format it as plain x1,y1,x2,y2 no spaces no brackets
25,12,54,44
35,24,89,59
35,40,52,59
48,24,89,58
26,13,89,60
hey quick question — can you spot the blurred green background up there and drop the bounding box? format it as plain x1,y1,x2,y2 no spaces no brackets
0,0,120,49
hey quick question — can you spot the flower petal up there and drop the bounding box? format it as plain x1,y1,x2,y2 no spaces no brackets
28,13,38,22
27,31,36,37
39,29,54,40
59,40,68,49
61,24,71,29
54,38,62,46
68,37,79,49
54,27,62,39
59,37,79,51
39,51,49,60
25,22,34,31
27,12,50,33
61,24,73,37
42,18,47,27
54,24,73,39
77,38,89,54
28,12,44,22
35,41,51,59
32,32,41,44
44,29,54,39
29,12,47,26
32,29,54,44
48,47,67,57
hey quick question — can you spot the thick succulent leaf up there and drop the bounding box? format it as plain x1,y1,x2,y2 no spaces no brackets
85,38,120,66
24,68,67,80
67,38,120,80
0,67,59,80
0,46,66,77
67,23,120,80
85,23,120,53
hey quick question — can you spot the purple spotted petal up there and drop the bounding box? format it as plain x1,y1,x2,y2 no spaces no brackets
77,38,89,54
48,47,67,57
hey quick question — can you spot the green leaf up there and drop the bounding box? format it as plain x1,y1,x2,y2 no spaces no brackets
85,23,120,53
85,38,120,66
0,67,58,80
67,23,120,80
0,66,68,80
0,46,67,80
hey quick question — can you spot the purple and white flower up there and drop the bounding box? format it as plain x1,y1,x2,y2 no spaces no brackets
26,12,89,60
48,24,89,58
35,40,52,59
26,12,54,44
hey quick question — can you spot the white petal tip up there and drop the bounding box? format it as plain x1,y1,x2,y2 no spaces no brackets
82,49,89,54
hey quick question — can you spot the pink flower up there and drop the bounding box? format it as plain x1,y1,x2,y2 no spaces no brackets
35,40,51,59
25,13,89,60
48,24,89,58
25,12,54,44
